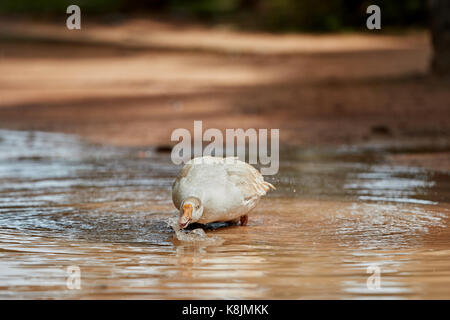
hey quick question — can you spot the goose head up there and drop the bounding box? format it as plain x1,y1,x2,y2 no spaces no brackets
179,196,203,229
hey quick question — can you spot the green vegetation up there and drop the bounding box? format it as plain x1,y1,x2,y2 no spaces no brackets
0,0,427,32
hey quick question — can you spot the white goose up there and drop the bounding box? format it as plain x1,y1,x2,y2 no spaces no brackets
172,156,275,229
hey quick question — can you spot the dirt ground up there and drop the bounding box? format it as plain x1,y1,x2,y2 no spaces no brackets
0,17,449,170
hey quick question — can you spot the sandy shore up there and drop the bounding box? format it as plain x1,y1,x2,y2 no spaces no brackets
0,17,449,170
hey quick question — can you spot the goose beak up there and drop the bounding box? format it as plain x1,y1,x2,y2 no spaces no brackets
179,203,193,229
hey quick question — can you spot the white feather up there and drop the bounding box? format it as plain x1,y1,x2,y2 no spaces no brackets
172,156,275,224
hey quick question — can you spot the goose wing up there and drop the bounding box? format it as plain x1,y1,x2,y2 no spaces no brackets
224,158,275,206
172,157,275,210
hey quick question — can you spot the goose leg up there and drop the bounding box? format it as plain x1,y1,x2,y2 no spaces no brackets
240,215,248,226
228,217,240,225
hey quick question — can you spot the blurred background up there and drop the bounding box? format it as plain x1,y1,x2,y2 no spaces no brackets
0,0,449,168
0,0,429,31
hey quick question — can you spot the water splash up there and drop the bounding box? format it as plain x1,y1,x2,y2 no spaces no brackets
0,129,449,299
166,217,224,245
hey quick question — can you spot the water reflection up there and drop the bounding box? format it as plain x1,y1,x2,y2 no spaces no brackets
0,130,449,299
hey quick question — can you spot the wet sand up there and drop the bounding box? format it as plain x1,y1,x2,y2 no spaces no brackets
0,18,449,299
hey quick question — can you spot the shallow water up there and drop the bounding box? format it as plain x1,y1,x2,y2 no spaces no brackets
0,130,449,299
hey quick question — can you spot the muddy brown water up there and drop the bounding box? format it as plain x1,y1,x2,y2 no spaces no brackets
0,130,449,299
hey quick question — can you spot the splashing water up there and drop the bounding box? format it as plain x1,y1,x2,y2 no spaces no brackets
0,129,449,299
167,217,225,245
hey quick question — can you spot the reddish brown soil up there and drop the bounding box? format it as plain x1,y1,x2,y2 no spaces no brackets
0,18,449,170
